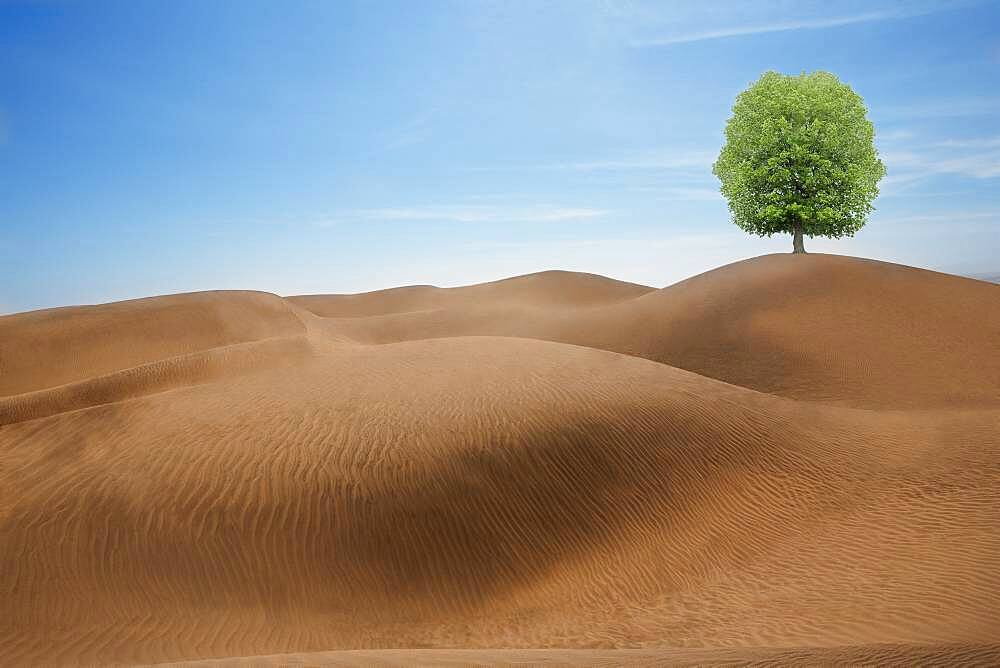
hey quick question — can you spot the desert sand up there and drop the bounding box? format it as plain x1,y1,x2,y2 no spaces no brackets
1,253,999,666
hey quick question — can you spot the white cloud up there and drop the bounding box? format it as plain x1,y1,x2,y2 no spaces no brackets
879,140,1000,195
543,151,717,172
934,136,1000,149
934,153,1000,178
470,149,717,173
877,129,915,142
623,1,976,48
873,211,998,226
874,97,1000,120
630,11,899,47
313,205,610,226
627,185,723,201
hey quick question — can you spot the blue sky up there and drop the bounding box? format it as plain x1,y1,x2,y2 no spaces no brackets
2,0,998,313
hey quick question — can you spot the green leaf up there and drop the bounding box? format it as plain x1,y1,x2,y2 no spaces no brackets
713,70,885,241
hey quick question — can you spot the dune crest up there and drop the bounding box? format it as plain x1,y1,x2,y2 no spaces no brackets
296,254,1000,409
288,269,654,317
2,254,998,666
0,290,308,397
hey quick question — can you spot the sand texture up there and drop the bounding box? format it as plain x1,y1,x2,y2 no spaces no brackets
2,254,999,666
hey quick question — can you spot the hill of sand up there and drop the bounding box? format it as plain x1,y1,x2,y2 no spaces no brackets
1,254,998,666
293,255,1000,409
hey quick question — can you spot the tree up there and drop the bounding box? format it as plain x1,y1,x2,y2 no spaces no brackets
712,71,885,253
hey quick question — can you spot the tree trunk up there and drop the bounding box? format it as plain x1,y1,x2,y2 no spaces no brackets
792,222,806,254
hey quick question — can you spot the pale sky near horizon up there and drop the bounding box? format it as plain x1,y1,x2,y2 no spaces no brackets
2,0,999,314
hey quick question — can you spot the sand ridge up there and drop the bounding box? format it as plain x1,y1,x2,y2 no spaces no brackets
288,269,655,317
296,254,1000,409
0,290,310,397
1,254,998,665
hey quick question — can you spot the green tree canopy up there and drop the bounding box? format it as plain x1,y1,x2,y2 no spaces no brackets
712,71,886,253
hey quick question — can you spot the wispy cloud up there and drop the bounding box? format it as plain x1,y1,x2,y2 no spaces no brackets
543,151,716,172
874,97,1000,120
873,211,998,226
881,141,1000,192
626,185,723,201
933,136,1000,149
623,0,984,48
312,205,610,226
470,149,717,173
631,10,901,47
877,129,915,142
935,153,1000,178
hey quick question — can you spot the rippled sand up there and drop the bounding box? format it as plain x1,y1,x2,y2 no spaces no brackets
2,254,998,665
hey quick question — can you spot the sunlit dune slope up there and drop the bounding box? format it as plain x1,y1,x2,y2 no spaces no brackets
0,290,307,396
3,337,999,665
1,253,998,666
298,254,1000,409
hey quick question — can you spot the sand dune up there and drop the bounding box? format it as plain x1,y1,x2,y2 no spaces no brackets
288,269,654,317
297,254,1000,409
1,254,998,666
0,290,307,397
